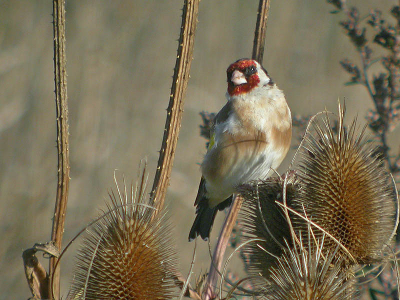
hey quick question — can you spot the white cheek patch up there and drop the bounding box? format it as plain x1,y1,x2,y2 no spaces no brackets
231,70,247,86
254,61,270,85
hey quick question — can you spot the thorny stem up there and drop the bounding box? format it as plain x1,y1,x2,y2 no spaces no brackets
150,0,199,213
252,0,270,63
49,0,70,298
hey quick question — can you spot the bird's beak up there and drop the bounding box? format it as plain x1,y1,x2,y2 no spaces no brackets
231,70,247,86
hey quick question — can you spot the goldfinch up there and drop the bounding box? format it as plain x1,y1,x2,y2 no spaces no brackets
188,58,292,241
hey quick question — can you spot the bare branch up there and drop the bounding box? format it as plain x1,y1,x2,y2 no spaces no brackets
150,0,200,212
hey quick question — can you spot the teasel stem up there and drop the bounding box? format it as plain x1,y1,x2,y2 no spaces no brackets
252,0,270,63
202,194,243,300
150,0,199,213
50,0,70,298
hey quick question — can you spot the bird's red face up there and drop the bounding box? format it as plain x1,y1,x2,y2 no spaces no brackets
227,59,260,96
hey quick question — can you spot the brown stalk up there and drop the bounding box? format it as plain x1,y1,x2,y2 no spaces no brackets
202,195,244,300
202,1,271,298
49,0,70,298
252,0,271,63
150,0,200,213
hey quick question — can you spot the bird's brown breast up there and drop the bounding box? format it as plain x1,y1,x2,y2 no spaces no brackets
202,91,292,187
202,130,269,184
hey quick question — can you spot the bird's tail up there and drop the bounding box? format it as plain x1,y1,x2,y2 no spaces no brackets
188,195,233,241
188,201,217,241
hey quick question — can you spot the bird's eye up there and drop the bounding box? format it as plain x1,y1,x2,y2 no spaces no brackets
245,65,256,76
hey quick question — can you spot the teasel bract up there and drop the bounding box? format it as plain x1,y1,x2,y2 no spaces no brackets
238,104,397,298
68,172,178,300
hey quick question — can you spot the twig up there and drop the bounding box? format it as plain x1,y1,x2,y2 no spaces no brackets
49,0,70,299
177,240,201,300
150,0,200,213
252,0,270,63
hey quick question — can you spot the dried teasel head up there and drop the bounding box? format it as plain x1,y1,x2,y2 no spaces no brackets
292,105,396,265
68,172,178,300
238,177,356,298
238,176,298,281
264,231,356,300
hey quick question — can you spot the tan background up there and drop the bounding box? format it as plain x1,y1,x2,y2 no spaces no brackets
1,1,399,298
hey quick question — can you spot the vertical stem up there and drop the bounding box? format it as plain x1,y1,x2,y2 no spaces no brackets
202,195,243,300
49,0,70,298
252,0,270,63
150,0,200,213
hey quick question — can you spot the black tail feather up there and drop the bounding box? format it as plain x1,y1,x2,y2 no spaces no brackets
188,203,217,241
188,195,233,241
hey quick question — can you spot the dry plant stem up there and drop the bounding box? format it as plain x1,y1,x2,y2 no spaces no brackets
177,240,201,300
202,195,244,300
252,0,270,63
150,0,199,213
49,0,70,298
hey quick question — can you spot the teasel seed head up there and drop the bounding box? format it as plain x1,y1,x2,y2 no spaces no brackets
238,176,356,298
237,176,298,281
264,232,356,300
68,174,178,299
293,107,396,264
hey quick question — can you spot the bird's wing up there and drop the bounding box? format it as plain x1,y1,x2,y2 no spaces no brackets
195,101,232,206
208,101,232,150
214,100,232,125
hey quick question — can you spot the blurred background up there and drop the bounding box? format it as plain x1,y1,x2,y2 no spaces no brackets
1,0,399,298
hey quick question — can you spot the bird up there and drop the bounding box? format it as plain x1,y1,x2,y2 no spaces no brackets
188,58,292,241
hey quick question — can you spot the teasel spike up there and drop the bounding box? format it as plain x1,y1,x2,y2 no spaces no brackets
68,163,178,300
